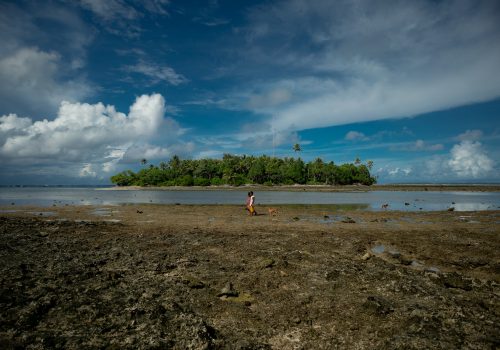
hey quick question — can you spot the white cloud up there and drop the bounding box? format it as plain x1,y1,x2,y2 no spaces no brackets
247,88,292,109
399,139,444,152
388,167,412,176
457,129,483,141
0,47,93,117
124,60,188,86
79,163,97,177
236,0,500,132
80,0,139,21
448,141,494,178
345,131,368,141
0,94,184,178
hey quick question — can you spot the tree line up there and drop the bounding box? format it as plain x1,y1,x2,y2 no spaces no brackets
110,154,376,187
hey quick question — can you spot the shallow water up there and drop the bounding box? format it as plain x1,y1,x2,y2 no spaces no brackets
0,187,499,211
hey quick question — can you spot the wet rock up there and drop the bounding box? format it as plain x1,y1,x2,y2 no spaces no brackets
397,256,413,266
363,295,394,316
38,231,49,238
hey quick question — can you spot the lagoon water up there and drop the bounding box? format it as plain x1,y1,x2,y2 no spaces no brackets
1,187,499,211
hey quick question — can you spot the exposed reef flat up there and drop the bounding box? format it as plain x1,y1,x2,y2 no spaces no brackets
1,205,499,348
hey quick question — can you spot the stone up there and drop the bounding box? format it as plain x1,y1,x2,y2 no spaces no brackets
363,295,394,316
218,282,239,297
341,217,356,223
256,258,275,269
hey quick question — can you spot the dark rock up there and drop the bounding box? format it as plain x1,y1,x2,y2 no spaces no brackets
341,217,356,223
183,275,206,289
363,295,394,316
441,272,472,291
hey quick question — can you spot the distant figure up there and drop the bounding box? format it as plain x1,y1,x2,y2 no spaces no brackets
381,203,389,210
246,191,257,216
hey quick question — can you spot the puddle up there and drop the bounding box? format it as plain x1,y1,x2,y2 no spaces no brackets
425,266,441,273
411,260,424,268
90,208,112,217
104,219,121,223
371,245,385,254
317,215,345,224
370,244,400,256
28,211,57,217
0,209,19,213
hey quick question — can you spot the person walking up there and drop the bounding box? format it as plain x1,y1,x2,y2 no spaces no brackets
246,191,257,216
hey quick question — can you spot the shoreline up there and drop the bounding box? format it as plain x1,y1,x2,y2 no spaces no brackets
99,183,500,192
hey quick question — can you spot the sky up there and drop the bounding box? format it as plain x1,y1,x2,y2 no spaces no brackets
0,0,499,185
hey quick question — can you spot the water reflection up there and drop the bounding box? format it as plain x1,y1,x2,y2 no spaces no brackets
0,187,499,212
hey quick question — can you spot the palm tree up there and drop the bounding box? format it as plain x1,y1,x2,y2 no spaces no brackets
366,160,374,170
354,157,361,165
293,143,301,153
141,158,148,165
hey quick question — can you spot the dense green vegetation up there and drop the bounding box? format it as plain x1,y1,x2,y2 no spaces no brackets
110,154,376,187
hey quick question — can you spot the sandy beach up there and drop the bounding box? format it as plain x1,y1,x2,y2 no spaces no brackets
1,204,499,349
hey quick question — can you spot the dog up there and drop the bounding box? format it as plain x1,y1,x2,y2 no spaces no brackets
381,203,389,209
268,207,279,217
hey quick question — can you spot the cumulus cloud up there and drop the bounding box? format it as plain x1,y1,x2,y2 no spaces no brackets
448,141,494,178
0,1,96,118
0,47,93,118
0,94,184,178
235,0,500,132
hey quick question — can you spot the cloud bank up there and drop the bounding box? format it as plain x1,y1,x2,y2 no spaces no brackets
237,0,500,132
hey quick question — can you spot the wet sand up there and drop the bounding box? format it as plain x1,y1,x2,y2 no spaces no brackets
1,204,499,349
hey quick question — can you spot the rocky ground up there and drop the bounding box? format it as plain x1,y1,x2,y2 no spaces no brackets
0,204,499,349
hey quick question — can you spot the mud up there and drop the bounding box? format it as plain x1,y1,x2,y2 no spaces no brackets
1,205,499,349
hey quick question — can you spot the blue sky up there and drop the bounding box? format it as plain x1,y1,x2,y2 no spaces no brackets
0,0,499,185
